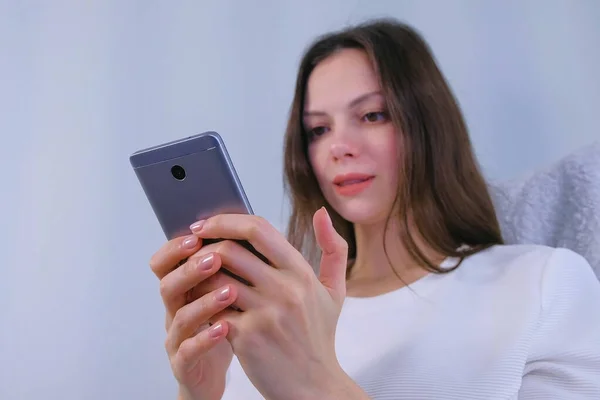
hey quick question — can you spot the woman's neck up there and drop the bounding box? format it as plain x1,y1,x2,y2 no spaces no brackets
346,217,443,297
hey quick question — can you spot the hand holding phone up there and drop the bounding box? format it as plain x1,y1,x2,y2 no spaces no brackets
130,131,258,399
148,234,235,400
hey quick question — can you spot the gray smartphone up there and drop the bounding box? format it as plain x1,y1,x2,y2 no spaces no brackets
130,131,253,239
130,131,265,273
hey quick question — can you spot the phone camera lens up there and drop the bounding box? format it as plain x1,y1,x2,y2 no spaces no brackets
171,165,186,180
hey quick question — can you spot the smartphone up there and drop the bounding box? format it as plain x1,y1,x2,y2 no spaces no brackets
130,131,265,274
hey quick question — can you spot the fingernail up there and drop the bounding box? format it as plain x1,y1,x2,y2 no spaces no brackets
182,235,198,249
197,253,214,270
190,220,205,233
322,207,332,226
208,322,224,338
216,286,230,301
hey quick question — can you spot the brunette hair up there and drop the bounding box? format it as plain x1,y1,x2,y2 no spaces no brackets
283,18,503,274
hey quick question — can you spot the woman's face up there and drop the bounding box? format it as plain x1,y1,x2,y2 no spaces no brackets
304,48,400,225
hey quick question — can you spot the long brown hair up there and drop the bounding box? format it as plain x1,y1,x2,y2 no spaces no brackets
283,18,503,274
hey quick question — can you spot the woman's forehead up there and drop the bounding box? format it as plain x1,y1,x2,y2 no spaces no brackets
305,49,381,112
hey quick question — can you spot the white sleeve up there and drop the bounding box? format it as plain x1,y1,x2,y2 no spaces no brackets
519,248,600,399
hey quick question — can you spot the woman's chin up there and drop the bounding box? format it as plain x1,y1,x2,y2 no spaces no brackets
334,203,390,226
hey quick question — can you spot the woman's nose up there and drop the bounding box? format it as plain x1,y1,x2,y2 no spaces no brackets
330,141,357,161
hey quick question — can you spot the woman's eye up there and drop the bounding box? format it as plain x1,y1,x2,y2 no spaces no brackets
362,111,388,123
308,126,329,137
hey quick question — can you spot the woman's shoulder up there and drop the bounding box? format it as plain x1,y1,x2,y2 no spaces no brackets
460,243,598,299
470,243,592,272
470,242,568,264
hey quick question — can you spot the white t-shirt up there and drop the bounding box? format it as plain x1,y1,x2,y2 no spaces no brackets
221,244,600,399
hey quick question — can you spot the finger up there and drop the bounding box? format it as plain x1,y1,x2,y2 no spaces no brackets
191,215,304,271
212,239,278,289
150,235,202,279
180,239,274,290
166,284,238,356
207,307,240,328
160,252,221,318
172,319,231,374
313,207,348,302
192,269,263,311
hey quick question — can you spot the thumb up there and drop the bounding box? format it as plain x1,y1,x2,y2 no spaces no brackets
313,207,348,302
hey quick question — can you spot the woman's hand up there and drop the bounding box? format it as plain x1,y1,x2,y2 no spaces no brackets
189,208,367,400
149,235,239,400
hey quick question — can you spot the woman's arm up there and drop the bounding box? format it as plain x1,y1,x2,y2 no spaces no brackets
519,248,600,399
297,366,371,400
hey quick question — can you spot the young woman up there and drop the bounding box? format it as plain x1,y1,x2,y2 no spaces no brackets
149,19,600,400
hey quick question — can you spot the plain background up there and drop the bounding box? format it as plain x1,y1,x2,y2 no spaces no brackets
1,1,599,399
